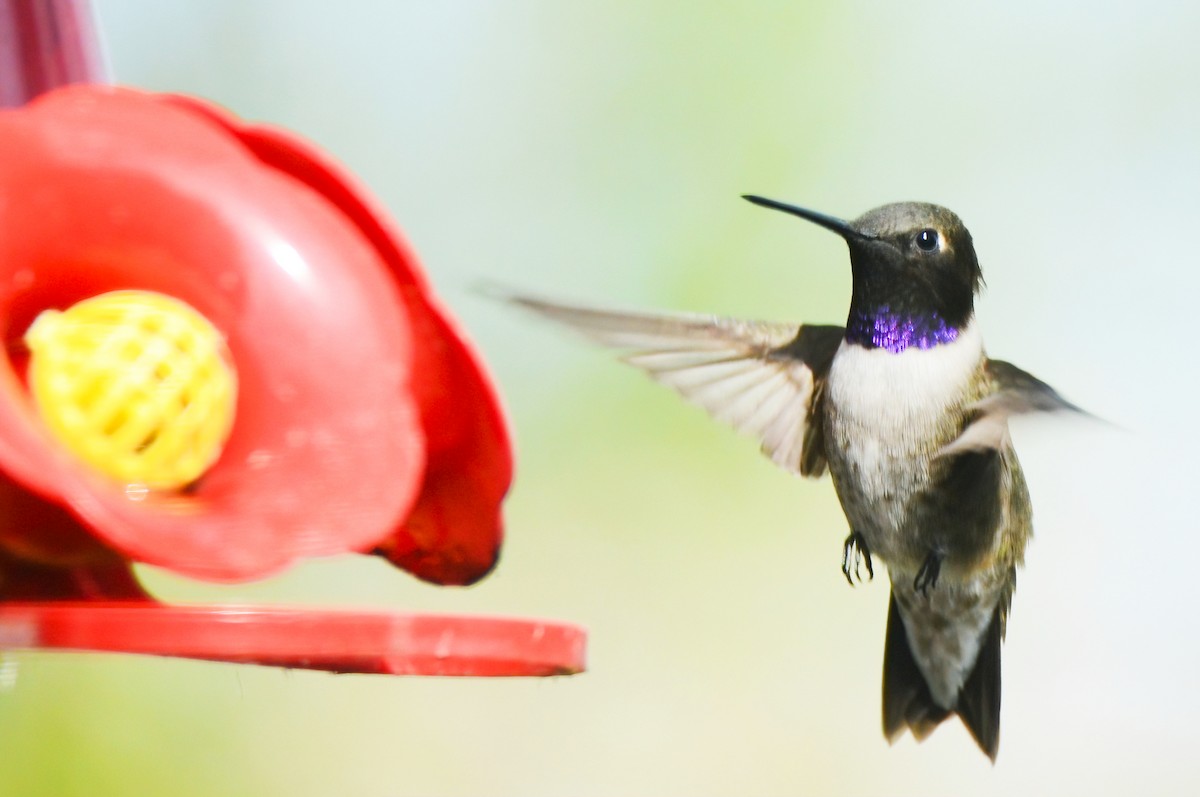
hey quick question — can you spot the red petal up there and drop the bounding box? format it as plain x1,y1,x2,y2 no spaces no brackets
0,86,427,580
164,95,515,585
0,472,111,567
0,544,150,601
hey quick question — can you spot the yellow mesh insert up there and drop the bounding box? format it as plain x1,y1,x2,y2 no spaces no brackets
24,290,237,490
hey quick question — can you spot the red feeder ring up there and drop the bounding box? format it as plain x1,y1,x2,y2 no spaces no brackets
0,603,586,676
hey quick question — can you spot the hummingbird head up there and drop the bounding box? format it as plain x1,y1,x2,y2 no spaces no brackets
744,196,983,353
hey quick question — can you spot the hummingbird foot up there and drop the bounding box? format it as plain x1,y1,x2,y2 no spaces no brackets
913,552,943,596
841,531,874,586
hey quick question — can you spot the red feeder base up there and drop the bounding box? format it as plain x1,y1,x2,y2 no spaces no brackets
0,603,587,676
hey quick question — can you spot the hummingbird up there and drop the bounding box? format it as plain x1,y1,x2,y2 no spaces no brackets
502,195,1082,760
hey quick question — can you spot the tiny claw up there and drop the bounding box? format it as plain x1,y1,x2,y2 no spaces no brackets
842,532,874,586
913,552,942,596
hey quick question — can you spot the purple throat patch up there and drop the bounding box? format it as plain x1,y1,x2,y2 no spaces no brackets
846,306,960,354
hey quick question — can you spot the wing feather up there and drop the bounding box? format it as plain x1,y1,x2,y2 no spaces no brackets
505,293,843,477
940,358,1089,457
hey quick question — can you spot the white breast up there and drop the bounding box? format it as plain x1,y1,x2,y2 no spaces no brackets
824,322,985,552
826,322,983,433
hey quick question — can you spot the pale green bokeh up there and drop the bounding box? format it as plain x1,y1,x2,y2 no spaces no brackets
0,2,1195,795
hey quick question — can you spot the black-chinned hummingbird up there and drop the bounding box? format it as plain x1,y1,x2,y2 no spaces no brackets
503,196,1082,760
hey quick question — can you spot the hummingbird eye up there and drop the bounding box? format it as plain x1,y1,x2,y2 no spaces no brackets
915,229,939,252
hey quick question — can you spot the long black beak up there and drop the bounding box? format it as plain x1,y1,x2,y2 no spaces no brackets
742,195,873,241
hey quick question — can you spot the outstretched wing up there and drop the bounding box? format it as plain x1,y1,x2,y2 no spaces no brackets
505,293,844,477
940,358,1088,457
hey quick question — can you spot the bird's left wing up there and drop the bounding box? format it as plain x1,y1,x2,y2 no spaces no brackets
939,359,1088,457
504,293,844,477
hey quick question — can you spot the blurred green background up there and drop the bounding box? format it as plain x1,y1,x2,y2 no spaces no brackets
0,1,1194,794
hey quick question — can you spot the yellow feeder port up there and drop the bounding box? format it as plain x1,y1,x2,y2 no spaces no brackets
24,290,237,490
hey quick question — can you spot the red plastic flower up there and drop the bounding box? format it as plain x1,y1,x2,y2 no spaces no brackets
0,85,512,590
0,1,582,680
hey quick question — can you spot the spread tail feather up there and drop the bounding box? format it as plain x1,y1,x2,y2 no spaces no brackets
882,592,1002,761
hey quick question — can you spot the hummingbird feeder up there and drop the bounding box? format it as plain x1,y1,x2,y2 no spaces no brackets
0,0,585,678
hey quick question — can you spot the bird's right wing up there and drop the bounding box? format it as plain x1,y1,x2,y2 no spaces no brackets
504,293,844,477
